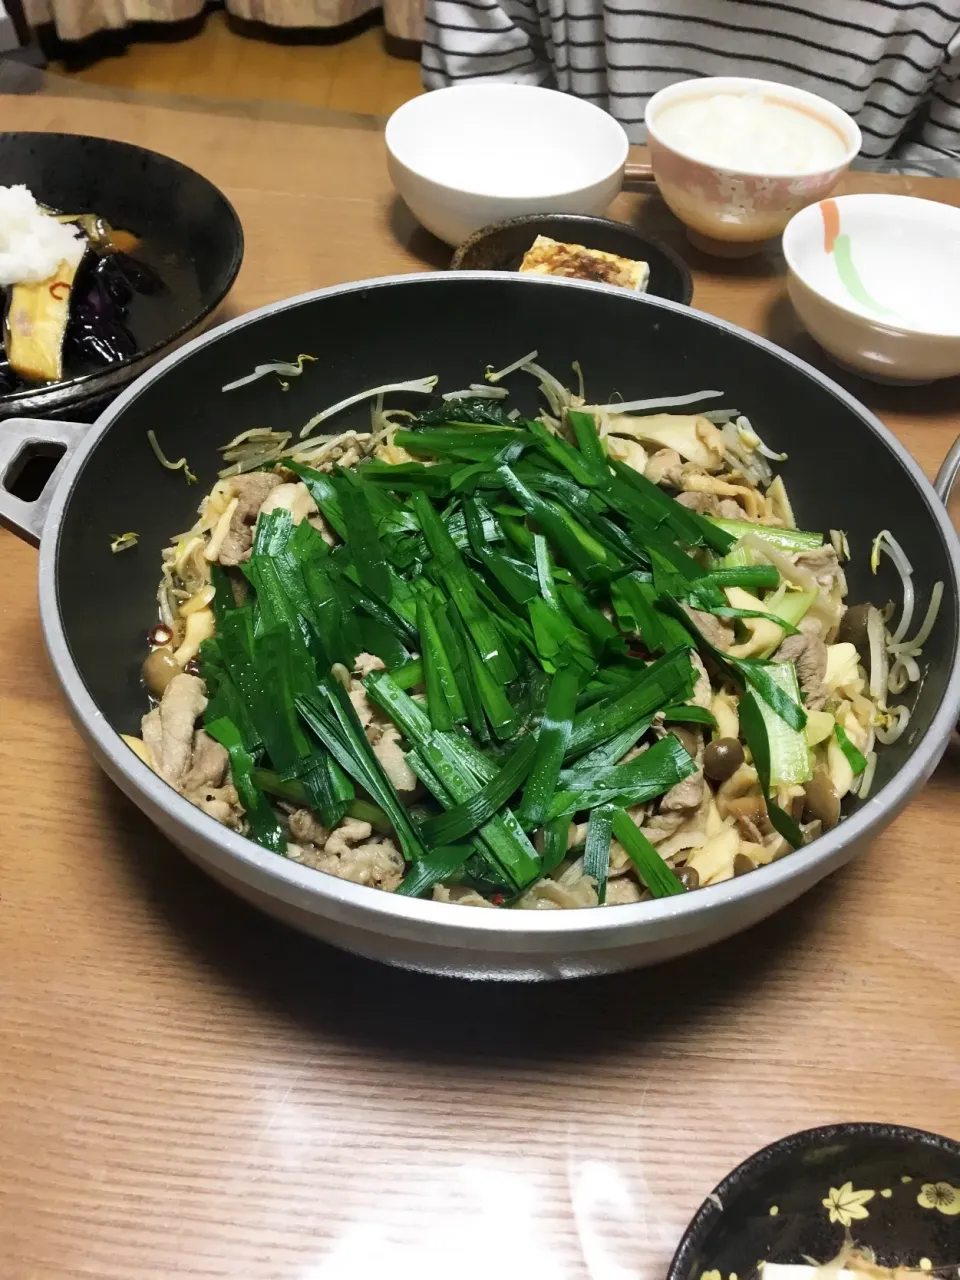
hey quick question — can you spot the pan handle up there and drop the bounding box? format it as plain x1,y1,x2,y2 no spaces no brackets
0,417,87,549
935,436,960,505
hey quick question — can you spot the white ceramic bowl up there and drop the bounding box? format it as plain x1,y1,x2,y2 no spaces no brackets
783,193,960,383
645,77,861,254
385,84,629,246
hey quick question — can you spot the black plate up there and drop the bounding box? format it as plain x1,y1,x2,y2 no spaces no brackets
450,214,693,305
668,1124,960,1280
0,132,243,420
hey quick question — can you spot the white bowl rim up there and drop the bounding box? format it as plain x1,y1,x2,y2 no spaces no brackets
783,192,960,340
645,75,862,181
385,83,630,201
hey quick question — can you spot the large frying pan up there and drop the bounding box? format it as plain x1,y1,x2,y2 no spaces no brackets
1,273,957,980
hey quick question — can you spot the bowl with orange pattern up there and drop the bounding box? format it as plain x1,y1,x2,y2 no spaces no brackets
783,194,960,384
645,77,861,256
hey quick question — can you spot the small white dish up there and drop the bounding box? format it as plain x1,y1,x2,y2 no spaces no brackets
645,76,860,255
385,84,629,246
783,193,960,384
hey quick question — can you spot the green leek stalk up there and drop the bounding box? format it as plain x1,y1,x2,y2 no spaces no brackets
738,686,807,849
709,519,823,554
753,662,813,786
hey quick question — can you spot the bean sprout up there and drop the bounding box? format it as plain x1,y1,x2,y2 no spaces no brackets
719,418,773,487
736,415,788,461
300,376,438,439
217,428,292,478
486,350,539,383
221,353,315,393
584,388,724,413
147,430,197,484
857,751,878,799
875,704,910,745
521,358,580,415
871,529,915,643
889,581,944,655
441,384,509,401
829,529,851,561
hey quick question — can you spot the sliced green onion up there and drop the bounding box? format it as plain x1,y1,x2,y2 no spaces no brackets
567,409,607,471
396,845,471,898
390,658,423,690
549,732,696,818
540,817,572,875
671,601,806,732
534,533,561,610
206,717,286,853
518,665,580,828
762,588,818,636
583,804,615,904
419,734,537,845
297,683,429,864
566,648,695,759
835,724,868,776
335,474,393,601
610,809,684,897
415,735,539,889
418,597,464,730
736,658,807,732
526,417,608,488
701,565,780,592
738,689,806,849
661,704,717,728
565,717,652,776
751,662,812,786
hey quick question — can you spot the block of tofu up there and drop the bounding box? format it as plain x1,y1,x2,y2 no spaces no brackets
518,235,650,292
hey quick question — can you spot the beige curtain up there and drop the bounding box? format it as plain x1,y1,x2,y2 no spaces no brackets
24,0,422,42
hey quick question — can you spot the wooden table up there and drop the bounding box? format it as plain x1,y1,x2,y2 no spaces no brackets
1,75,958,1280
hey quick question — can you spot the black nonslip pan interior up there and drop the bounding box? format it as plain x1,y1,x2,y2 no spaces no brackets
51,275,957,817
0,132,243,419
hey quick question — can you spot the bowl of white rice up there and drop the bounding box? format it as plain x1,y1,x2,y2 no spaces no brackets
645,77,861,256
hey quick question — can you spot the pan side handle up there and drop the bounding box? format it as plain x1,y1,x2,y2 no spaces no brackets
0,417,87,548
935,436,960,506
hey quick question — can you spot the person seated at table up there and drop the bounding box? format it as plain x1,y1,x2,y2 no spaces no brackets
420,0,960,175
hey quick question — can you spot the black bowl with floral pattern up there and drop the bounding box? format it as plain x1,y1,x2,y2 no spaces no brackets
668,1124,960,1280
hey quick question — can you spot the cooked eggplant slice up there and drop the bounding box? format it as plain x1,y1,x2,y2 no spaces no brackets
4,256,80,383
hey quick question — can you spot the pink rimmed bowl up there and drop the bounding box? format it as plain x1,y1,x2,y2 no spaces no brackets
645,77,861,256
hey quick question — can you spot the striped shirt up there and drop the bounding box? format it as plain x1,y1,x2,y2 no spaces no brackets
421,0,960,173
